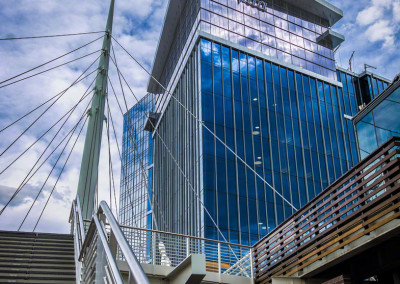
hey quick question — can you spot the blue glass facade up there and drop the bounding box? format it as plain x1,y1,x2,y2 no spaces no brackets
355,82,400,159
131,0,392,249
200,38,362,245
200,0,337,80
359,73,390,104
119,94,155,229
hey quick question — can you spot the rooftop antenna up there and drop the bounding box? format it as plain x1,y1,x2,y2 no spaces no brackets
364,63,377,73
349,51,355,72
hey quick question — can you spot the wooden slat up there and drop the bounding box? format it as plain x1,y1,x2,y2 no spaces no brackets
254,163,400,273
254,145,400,252
253,137,400,284
254,157,400,266
257,188,400,283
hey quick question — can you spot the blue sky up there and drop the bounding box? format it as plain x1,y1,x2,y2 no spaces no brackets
330,0,400,79
0,0,398,234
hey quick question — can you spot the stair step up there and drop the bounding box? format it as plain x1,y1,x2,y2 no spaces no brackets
0,252,74,260
0,241,74,250
0,231,76,282
0,272,75,281
0,243,74,252
0,257,74,265
0,231,73,240
0,248,74,255
0,236,73,244
0,262,75,270
0,278,76,284
0,267,75,275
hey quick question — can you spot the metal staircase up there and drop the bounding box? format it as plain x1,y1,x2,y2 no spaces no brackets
0,231,75,283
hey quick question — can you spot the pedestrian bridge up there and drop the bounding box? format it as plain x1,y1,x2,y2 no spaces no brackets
253,137,400,284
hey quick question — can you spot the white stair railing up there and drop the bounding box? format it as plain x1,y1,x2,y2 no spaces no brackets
70,198,150,284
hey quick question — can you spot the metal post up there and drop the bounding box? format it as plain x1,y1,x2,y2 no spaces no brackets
218,242,221,274
250,248,255,283
152,233,156,265
186,237,190,257
76,0,115,220
95,213,108,283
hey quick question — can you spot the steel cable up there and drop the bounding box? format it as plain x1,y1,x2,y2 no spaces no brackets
0,89,95,216
19,113,89,231
109,41,254,268
111,36,298,212
107,60,167,231
0,60,99,215
0,50,101,89
0,69,97,134
0,54,101,158
0,31,105,41
0,34,104,86
32,114,89,232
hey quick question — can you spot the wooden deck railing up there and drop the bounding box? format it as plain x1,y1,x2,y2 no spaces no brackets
253,137,400,284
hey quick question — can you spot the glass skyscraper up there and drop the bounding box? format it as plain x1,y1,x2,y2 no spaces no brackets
119,93,155,230
121,0,390,246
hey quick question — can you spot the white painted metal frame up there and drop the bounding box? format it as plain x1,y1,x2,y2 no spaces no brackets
70,198,150,284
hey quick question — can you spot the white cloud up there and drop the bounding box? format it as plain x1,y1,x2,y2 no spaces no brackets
334,0,399,73
0,0,167,234
356,6,384,26
393,1,400,23
371,0,392,7
365,20,396,48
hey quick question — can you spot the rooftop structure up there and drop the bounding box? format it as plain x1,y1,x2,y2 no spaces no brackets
148,0,345,95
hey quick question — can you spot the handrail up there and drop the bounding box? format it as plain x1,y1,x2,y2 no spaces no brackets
93,214,124,284
99,201,150,284
76,197,86,241
71,198,150,284
118,223,252,249
71,201,82,283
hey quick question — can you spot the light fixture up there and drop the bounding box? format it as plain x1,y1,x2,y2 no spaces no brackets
255,161,262,165
258,156,262,159
258,223,263,225
253,98,258,101
255,126,260,129
252,131,260,135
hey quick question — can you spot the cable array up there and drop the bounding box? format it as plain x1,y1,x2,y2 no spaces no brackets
112,36,297,211
108,44,248,268
0,31,105,41
0,34,104,86
0,42,101,226
0,28,297,265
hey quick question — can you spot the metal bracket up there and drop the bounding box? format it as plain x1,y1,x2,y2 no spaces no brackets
101,49,109,57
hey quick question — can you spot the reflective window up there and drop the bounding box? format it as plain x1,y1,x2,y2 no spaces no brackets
120,94,155,230
199,38,359,246
200,0,336,80
355,84,400,159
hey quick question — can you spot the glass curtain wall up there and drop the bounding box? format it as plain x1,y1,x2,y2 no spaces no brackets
336,71,362,168
200,38,355,245
356,85,400,159
119,93,155,230
152,47,202,237
199,0,336,80
359,74,390,104
157,0,201,93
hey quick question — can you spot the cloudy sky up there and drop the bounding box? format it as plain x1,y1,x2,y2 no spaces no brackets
0,0,398,234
